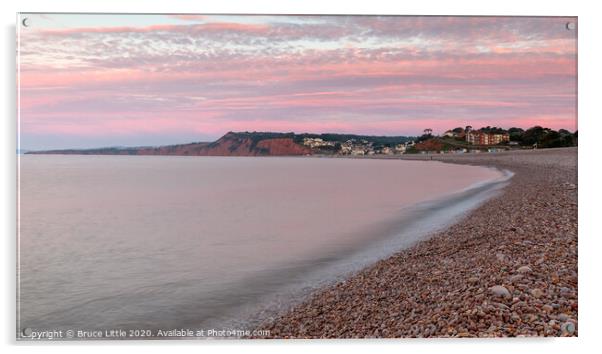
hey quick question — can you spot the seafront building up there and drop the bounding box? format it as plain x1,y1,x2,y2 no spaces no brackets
466,131,510,145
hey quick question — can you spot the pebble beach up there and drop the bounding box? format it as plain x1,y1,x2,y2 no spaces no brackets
255,147,578,338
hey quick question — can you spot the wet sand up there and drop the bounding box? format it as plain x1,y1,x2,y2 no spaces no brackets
254,147,577,338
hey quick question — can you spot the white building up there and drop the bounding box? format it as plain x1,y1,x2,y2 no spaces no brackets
394,144,406,154
303,137,335,148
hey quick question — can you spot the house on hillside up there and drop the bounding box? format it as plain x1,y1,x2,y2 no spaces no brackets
444,127,467,139
303,137,335,148
351,147,366,156
340,140,353,154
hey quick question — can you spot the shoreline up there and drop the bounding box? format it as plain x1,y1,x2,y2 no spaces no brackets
228,165,513,333
253,147,577,338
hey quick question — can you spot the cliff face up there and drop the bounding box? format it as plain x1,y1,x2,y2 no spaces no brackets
139,132,311,156
255,138,311,156
28,132,312,157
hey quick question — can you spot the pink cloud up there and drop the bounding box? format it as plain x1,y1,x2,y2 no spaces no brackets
32,21,271,37
168,14,208,21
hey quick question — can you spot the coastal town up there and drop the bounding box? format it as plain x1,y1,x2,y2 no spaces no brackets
302,125,577,156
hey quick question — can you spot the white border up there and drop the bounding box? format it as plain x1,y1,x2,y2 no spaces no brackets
3,1,600,353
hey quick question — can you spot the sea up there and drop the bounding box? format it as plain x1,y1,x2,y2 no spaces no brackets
17,155,510,338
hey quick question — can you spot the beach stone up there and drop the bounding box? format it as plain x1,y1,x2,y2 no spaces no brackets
509,274,523,282
561,322,575,335
517,266,532,274
530,288,544,298
489,285,511,299
558,313,570,322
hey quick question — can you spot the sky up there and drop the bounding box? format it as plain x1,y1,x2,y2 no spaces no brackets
18,14,577,150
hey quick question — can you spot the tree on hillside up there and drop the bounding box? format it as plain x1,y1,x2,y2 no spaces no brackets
479,126,506,134
508,127,525,142
522,126,548,146
520,126,575,148
416,128,434,143
540,130,562,147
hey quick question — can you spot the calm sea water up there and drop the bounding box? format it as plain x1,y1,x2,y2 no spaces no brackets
18,155,507,337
